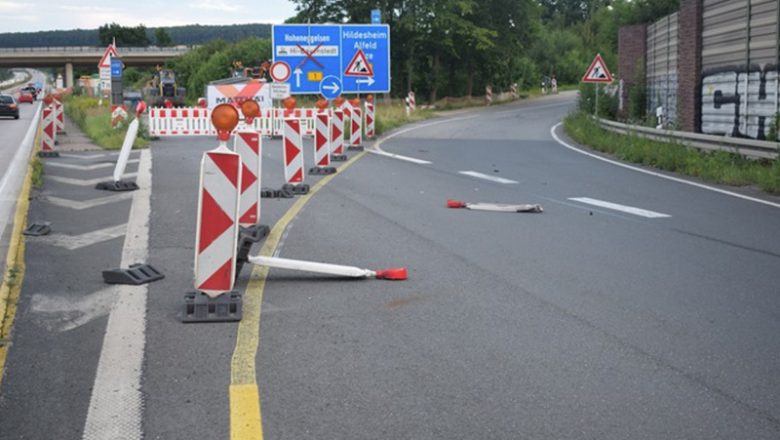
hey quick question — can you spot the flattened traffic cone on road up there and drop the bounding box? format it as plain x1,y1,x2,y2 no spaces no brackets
447,199,543,213
249,255,407,280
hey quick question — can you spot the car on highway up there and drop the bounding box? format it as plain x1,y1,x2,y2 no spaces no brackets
18,90,35,104
0,94,20,119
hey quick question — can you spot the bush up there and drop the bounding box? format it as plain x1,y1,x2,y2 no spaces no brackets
563,111,780,194
578,83,618,119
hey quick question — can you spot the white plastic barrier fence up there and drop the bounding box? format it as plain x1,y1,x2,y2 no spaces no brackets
148,107,317,138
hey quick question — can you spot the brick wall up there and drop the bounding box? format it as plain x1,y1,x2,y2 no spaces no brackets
677,0,702,132
617,24,647,119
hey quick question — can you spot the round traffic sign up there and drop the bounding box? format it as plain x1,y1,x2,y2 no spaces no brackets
270,61,292,83
319,75,343,101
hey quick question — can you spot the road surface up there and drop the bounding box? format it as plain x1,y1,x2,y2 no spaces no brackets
1,92,780,439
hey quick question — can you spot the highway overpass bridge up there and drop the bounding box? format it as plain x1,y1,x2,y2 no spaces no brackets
0,46,193,87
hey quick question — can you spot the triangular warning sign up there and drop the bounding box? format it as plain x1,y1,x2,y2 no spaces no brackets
98,44,119,68
344,50,374,77
582,54,613,83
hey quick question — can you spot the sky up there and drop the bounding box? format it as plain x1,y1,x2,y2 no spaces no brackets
0,0,298,33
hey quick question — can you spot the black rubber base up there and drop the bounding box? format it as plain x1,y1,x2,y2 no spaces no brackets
181,291,242,323
235,224,270,278
23,222,51,237
331,154,348,162
38,151,60,158
102,263,165,285
282,183,310,195
347,145,364,151
308,166,337,175
261,187,294,198
96,180,139,192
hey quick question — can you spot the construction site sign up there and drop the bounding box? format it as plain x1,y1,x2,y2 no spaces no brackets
582,54,613,83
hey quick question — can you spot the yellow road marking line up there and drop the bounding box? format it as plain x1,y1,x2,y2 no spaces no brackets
0,124,41,390
229,151,367,440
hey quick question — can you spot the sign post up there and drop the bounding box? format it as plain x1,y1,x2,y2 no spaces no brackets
272,24,390,96
581,53,613,118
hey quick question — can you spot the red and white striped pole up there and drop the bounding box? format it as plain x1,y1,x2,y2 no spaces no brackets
347,99,363,151
485,85,493,106
365,96,376,139
405,91,416,116
281,117,309,194
53,95,65,134
330,108,347,162
39,96,59,158
234,100,265,235
309,112,336,175
193,104,242,300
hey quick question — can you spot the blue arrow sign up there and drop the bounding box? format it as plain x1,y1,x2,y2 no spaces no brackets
110,58,123,78
371,9,381,24
273,24,390,95
319,75,343,100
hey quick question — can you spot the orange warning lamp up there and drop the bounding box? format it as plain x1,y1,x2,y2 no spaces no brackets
283,97,297,110
212,103,240,141
334,96,345,108
135,100,147,117
197,98,207,108
315,98,328,111
350,98,361,108
366,94,374,104
241,99,260,124
43,95,53,106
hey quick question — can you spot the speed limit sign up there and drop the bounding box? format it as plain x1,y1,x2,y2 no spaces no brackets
270,61,292,83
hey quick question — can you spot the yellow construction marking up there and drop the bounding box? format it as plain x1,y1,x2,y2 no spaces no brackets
0,125,41,389
230,151,367,439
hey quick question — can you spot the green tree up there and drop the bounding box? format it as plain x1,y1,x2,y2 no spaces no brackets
98,22,150,47
155,28,174,47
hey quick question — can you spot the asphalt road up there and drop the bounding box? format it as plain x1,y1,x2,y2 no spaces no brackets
2,92,780,439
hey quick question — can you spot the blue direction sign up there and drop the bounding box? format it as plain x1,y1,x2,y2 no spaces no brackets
371,9,381,24
273,24,390,95
319,75,343,100
110,58,123,78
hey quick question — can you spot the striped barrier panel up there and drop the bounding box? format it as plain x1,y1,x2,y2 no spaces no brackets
194,144,242,298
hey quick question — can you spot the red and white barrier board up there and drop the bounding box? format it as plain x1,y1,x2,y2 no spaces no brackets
283,118,304,183
234,131,262,226
194,146,242,298
54,97,65,133
41,106,57,152
349,107,363,147
148,106,317,138
331,109,345,156
365,102,375,139
149,107,214,136
314,113,330,167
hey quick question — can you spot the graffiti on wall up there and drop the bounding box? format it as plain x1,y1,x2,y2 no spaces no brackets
647,75,678,127
701,65,779,140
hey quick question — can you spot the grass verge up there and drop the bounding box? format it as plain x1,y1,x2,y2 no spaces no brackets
31,156,44,188
63,95,149,150
563,111,780,195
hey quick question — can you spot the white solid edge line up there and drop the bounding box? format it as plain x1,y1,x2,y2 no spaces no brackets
569,197,671,219
82,149,152,440
367,149,432,164
458,171,519,184
550,123,780,210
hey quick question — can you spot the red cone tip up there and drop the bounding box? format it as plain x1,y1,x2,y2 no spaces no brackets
217,130,231,141
374,268,408,281
447,199,467,209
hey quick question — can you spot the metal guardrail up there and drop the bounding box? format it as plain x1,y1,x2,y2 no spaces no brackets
597,118,779,160
0,46,194,53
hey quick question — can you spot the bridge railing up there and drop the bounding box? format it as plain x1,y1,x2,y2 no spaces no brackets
0,46,195,53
